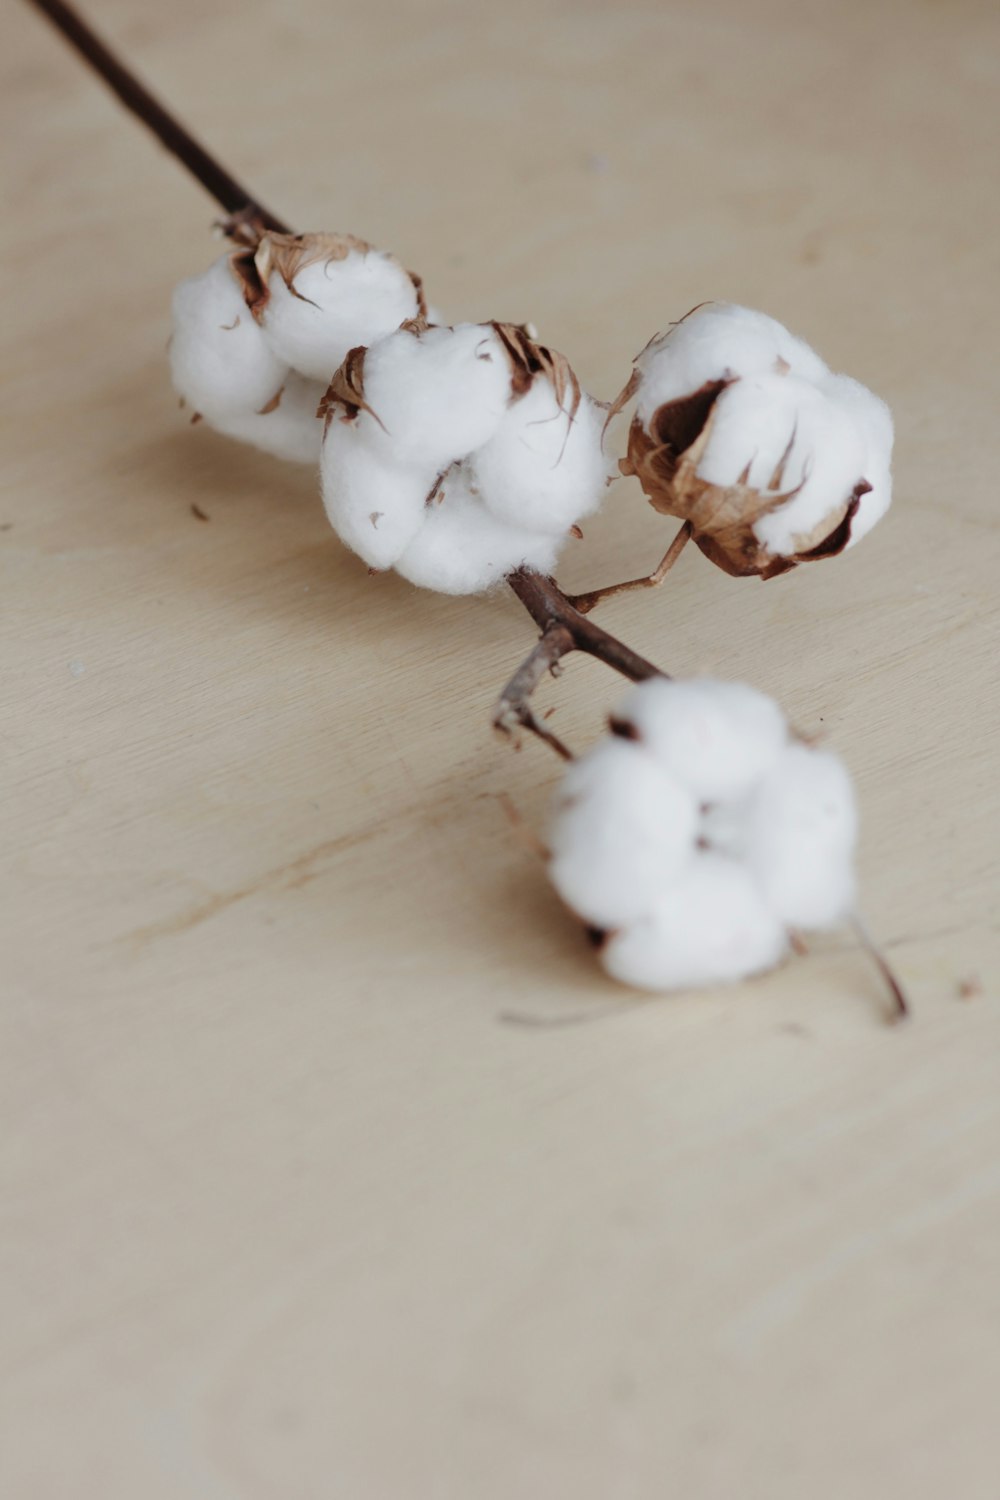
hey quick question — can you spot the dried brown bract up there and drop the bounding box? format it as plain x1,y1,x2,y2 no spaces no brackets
491,322,582,421
622,378,867,579
317,346,385,432
229,230,426,321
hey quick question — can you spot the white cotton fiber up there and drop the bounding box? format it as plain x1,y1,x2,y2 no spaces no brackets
470,382,610,536
318,320,610,592
394,469,561,594
821,373,895,546
208,371,324,464
170,254,287,416
259,247,421,382
548,740,698,927
635,303,829,426
747,742,858,930
730,381,869,556
546,676,863,993
614,678,788,802
320,428,429,570
694,373,815,494
358,325,512,472
602,854,789,990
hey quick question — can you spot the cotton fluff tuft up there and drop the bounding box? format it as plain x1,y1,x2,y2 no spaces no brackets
548,677,860,993
171,255,287,416
170,230,424,464
548,740,698,927
470,376,611,536
634,303,829,426
394,471,565,595
204,372,329,465
621,302,894,578
614,677,787,802
602,858,788,990
319,321,610,594
258,245,421,382
746,742,858,929
359,324,513,470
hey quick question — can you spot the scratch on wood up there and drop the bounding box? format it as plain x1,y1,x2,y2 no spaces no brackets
121,825,375,947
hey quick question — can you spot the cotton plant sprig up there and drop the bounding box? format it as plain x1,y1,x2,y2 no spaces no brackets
28,0,908,1021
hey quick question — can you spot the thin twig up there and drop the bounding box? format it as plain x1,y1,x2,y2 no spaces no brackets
498,570,665,757
568,520,692,614
506,570,664,682
26,0,289,234
493,622,577,759
850,914,910,1024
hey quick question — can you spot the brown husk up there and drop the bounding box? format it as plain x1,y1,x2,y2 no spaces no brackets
491,323,582,420
622,376,865,579
317,346,386,433
229,230,426,322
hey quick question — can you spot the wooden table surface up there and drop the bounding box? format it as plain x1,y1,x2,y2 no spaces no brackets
4,1,999,1494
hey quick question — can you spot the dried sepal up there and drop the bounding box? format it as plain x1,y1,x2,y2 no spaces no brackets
408,271,429,322
491,322,582,421
256,385,284,415
397,314,431,337
317,346,386,432
623,378,861,579
602,365,640,442
228,230,424,323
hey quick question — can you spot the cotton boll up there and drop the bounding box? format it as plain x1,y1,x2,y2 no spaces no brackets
359,324,512,471
602,854,788,990
171,255,288,416
471,382,610,536
394,470,561,594
320,425,429,569
635,303,829,425
208,372,324,464
822,373,895,546
549,740,698,927
615,677,788,802
259,247,420,382
747,742,858,930
622,305,894,577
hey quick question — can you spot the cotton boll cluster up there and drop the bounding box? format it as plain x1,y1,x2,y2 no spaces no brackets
319,321,612,594
619,303,894,578
548,677,858,992
169,230,424,463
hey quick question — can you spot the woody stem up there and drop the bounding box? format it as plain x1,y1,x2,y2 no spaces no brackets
497,570,665,758
26,0,290,233
26,0,673,737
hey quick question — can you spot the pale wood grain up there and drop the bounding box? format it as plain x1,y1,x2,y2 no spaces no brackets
2,1,999,1495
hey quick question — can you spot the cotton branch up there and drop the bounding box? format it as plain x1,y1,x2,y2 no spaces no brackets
496,570,664,758
30,0,910,1024
27,0,671,710
27,0,289,235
